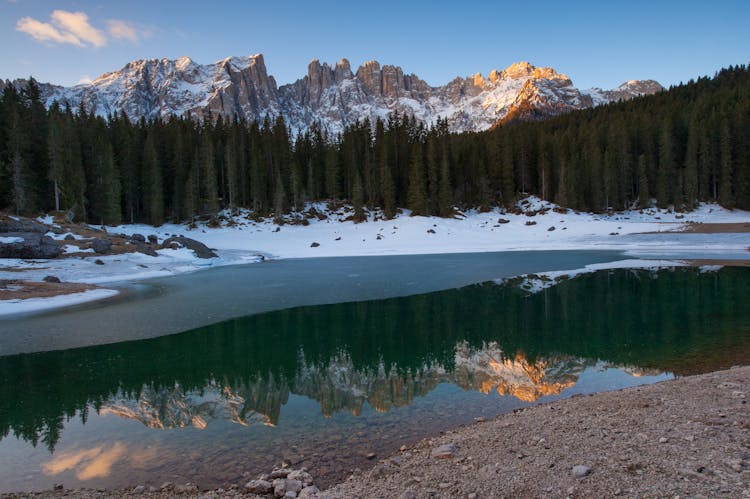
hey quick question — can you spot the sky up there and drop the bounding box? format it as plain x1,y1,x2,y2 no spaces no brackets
1,0,749,90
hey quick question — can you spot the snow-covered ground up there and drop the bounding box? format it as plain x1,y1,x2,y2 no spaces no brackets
102,198,750,259
0,288,119,317
1,197,749,317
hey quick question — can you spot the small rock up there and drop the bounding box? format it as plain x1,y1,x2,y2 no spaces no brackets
400,445,407,451
726,458,744,472
274,479,287,498
42,275,61,283
287,470,313,486
285,479,303,493
659,437,669,443
547,226,556,231
245,480,273,494
572,465,592,478
160,482,174,490
284,492,297,499
366,452,376,460
131,233,146,243
310,242,320,247
175,483,198,493
431,443,458,459
468,494,478,499
298,486,319,499
94,259,104,265
427,229,436,234
497,218,510,224
132,485,145,494
270,468,294,480
53,483,63,491
525,220,537,226
474,416,486,423
64,234,76,241
335,236,341,241
147,234,158,244
439,482,451,489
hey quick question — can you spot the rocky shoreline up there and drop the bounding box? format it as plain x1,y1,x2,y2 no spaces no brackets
3,366,748,498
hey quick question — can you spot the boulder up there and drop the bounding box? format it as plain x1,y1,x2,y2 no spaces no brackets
0,233,62,259
0,217,48,234
130,233,146,243
134,241,158,257
90,238,112,254
162,236,218,259
43,275,61,283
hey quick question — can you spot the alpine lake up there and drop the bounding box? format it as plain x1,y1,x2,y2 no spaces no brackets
1,250,749,492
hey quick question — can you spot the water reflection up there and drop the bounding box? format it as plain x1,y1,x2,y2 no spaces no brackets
42,442,127,480
1,267,749,453
93,342,653,433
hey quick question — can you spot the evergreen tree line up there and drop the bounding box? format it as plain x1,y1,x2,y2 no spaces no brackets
1,64,749,225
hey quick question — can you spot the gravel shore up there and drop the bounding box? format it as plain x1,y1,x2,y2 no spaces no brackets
327,365,750,499
3,366,748,498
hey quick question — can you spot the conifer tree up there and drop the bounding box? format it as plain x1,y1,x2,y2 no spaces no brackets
406,143,427,215
143,132,163,225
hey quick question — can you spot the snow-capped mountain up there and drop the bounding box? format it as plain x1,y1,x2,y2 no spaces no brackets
6,54,663,134
583,79,665,107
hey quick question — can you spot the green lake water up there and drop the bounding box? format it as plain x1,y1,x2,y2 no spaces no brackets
0,263,749,492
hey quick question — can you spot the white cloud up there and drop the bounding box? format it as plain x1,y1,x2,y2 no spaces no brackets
16,10,143,48
16,16,85,46
107,19,138,42
50,10,107,47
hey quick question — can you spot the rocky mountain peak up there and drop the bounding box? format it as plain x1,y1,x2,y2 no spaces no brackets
502,61,535,79
15,53,663,135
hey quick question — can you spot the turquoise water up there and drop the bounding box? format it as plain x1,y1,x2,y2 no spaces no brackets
0,261,749,492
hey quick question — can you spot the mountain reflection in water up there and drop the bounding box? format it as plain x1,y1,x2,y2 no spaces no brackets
1,267,749,453
95,342,661,432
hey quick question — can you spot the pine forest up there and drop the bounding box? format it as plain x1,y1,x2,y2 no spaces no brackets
1,65,748,226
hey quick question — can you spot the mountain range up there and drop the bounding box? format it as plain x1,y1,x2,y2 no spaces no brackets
1,54,663,134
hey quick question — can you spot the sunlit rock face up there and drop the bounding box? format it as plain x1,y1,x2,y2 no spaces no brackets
6,56,661,135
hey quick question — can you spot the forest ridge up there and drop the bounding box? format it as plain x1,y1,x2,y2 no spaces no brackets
0,64,748,226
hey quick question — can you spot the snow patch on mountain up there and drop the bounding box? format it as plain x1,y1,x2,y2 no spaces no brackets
6,55,663,135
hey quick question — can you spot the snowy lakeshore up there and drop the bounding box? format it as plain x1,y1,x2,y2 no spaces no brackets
1,198,749,317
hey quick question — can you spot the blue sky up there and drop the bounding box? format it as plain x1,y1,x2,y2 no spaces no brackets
2,0,749,90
